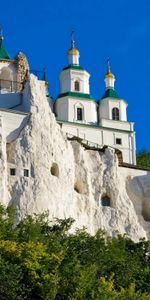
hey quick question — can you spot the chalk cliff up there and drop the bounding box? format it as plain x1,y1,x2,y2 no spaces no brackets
1,75,150,241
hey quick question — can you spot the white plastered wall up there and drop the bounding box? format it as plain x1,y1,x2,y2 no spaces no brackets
60,121,136,164
99,98,128,121
0,109,29,142
59,69,90,94
100,119,134,131
56,97,98,124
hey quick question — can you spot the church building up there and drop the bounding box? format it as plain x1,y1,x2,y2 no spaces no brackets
55,35,136,165
0,31,136,165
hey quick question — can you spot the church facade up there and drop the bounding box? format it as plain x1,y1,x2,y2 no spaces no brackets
0,32,136,164
55,36,136,165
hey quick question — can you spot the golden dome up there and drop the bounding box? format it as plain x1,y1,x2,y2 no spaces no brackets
68,47,79,55
105,65,115,78
68,31,79,55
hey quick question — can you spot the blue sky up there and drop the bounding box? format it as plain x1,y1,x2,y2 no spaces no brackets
1,0,150,152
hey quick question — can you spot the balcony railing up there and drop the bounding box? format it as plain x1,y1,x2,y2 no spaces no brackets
0,69,47,94
0,79,23,93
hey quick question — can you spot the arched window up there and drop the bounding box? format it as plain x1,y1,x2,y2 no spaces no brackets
0,67,13,91
74,80,80,91
112,107,119,120
77,107,83,121
101,195,111,207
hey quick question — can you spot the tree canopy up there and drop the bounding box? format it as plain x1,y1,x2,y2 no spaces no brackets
0,204,150,299
136,149,150,168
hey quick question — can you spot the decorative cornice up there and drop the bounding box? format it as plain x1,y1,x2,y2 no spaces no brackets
57,119,134,133
62,65,85,71
57,91,96,102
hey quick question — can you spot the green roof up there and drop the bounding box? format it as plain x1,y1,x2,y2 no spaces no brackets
62,64,85,71
57,91,96,101
102,88,119,99
0,38,10,59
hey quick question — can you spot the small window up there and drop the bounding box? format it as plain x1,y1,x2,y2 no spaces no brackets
75,81,80,91
112,107,119,120
116,138,122,145
24,169,29,177
77,107,83,121
101,195,111,207
10,168,16,176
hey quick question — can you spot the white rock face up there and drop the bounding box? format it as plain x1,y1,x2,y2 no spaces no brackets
0,117,9,205
1,75,150,241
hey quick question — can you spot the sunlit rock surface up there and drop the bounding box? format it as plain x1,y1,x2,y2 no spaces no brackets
0,75,150,241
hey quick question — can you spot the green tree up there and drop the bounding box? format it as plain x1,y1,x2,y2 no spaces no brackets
0,204,150,299
0,257,23,300
136,149,150,168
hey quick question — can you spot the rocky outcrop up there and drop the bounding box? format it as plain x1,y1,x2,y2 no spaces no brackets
2,75,150,241
15,52,29,91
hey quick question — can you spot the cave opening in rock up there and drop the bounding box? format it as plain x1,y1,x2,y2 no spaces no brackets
74,180,85,194
142,200,150,222
101,195,111,207
50,163,59,177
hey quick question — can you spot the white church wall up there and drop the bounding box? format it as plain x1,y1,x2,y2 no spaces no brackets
108,99,127,121
99,98,127,121
70,71,90,94
59,69,90,94
56,97,97,123
60,121,135,164
55,98,68,121
119,100,127,121
0,109,29,142
60,71,71,93
100,118,134,131
99,98,109,119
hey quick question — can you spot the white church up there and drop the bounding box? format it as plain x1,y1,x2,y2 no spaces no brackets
0,32,136,165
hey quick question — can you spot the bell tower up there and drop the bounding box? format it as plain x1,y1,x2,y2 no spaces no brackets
55,33,97,124
68,31,80,65
59,33,90,95
99,62,128,122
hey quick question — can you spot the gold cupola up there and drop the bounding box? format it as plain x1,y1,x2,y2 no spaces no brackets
104,59,116,90
68,32,80,65
105,60,115,79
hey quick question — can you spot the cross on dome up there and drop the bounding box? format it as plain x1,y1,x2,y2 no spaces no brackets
104,58,117,93
105,58,115,79
71,31,75,48
68,31,79,56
